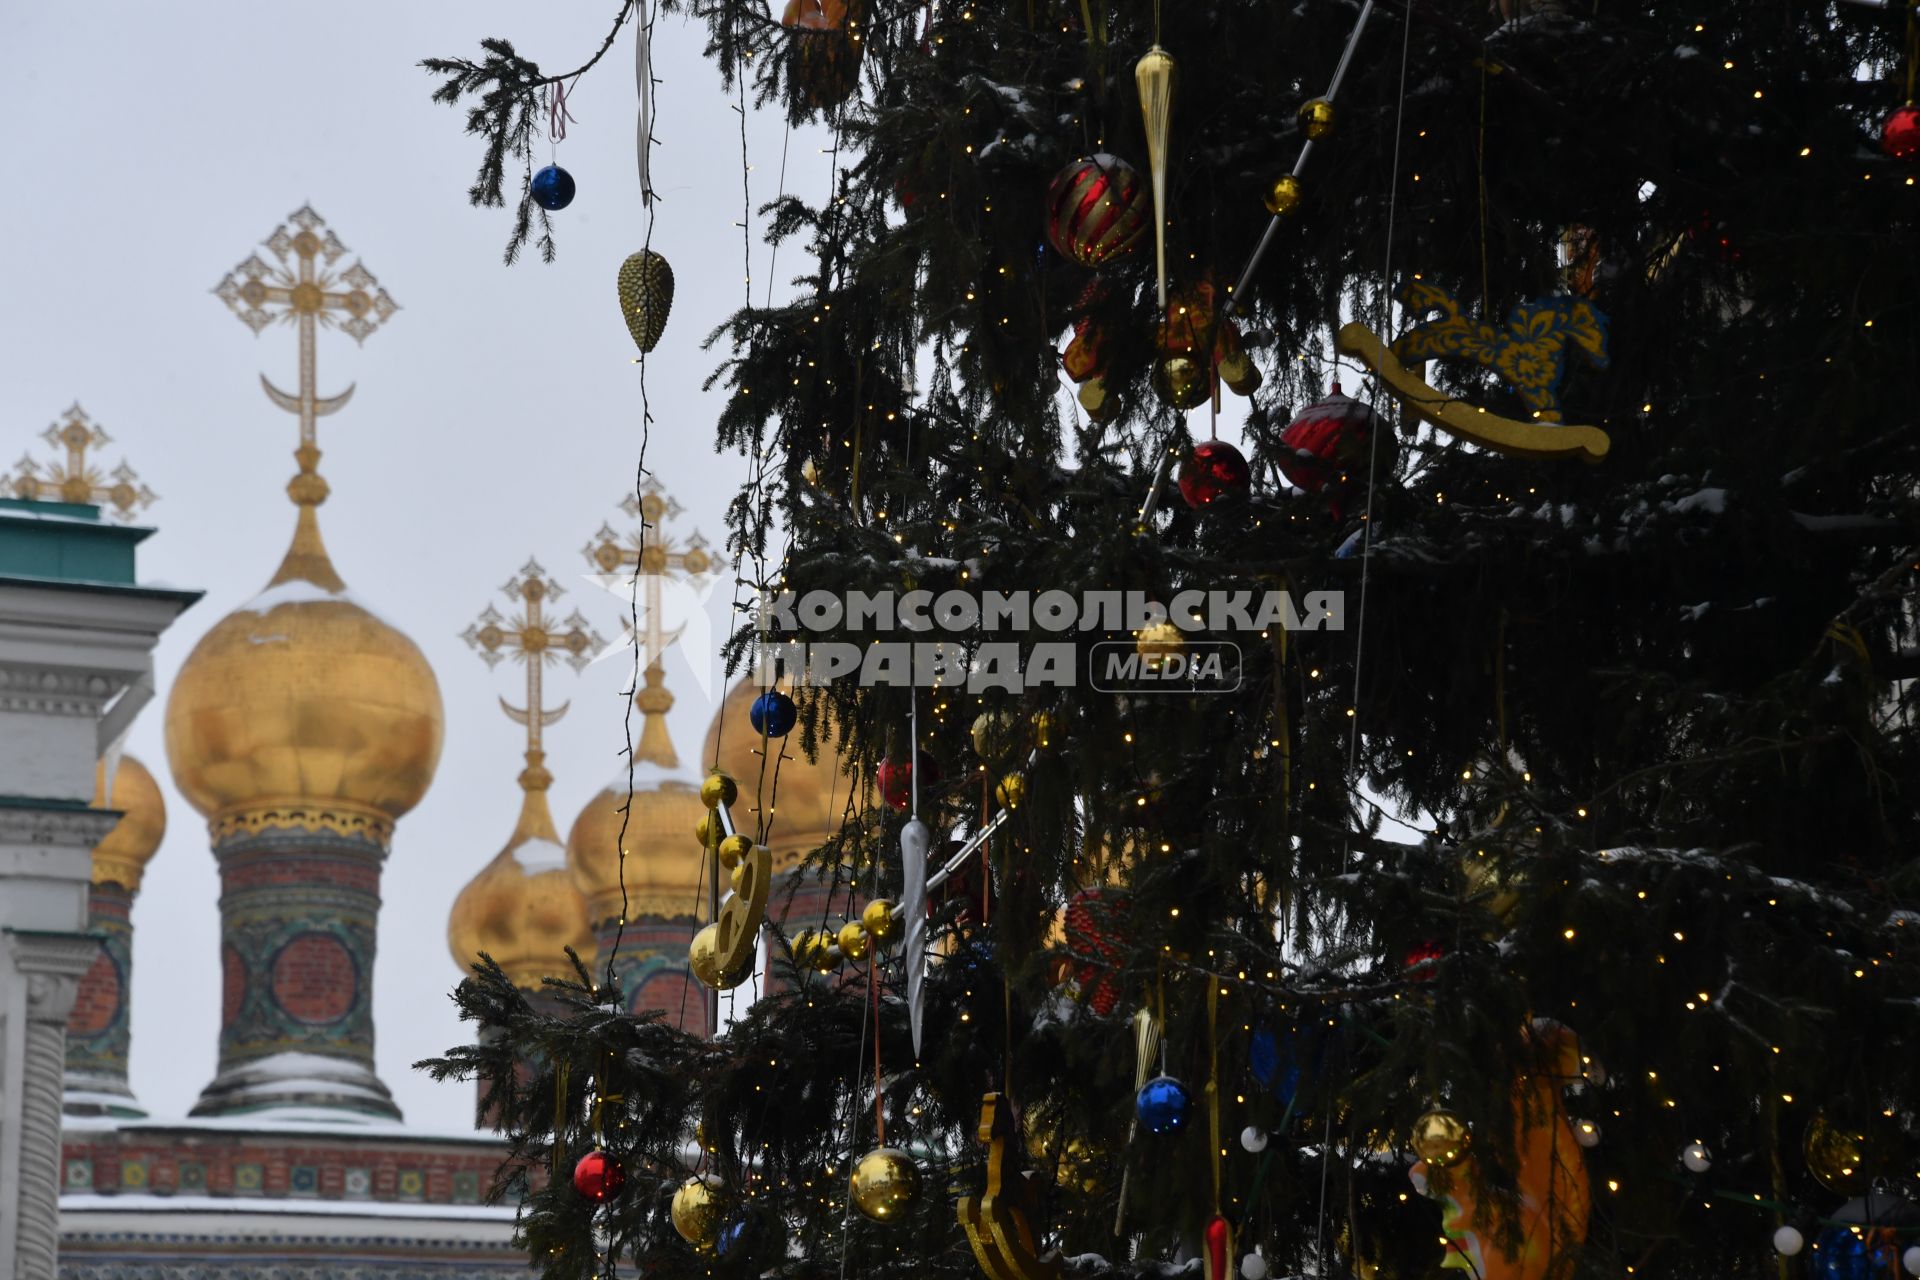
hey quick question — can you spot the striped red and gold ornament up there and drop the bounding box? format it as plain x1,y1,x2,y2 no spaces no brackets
1278,383,1379,497
1044,154,1148,269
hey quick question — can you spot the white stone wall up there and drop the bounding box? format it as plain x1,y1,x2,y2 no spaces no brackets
0,581,191,1280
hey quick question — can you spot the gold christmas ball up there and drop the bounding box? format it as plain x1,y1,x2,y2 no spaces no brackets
730,860,748,893
700,772,738,810
1153,354,1210,410
1263,173,1305,217
1460,852,1523,923
718,833,753,869
1025,1111,1104,1193
862,899,897,943
790,928,819,967
1804,1111,1877,1194
971,709,1019,761
695,813,714,847
1136,620,1186,664
1410,1109,1470,1167
689,923,724,989
849,1146,920,1222
837,919,872,962
670,1174,721,1248
1218,349,1262,397
795,928,839,972
995,772,1027,810
1298,97,1337,140
1033,709,1059,749
1078,375,1120,422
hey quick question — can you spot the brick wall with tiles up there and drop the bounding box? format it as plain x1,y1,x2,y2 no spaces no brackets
60,1128,537,1204
762,869,868,997
66,882,135,1080
595,914,712,1039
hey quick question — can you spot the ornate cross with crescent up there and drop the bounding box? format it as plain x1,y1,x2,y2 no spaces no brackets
463,561,606,778
582,478,715,767
214,206,397,468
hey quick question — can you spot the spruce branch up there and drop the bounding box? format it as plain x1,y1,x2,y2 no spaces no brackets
420,3,637,262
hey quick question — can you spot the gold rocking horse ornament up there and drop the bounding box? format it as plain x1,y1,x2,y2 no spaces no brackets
959,1093,1064,1280
1336,280,1612,462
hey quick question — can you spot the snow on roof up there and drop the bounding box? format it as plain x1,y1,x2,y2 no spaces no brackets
63,1108,503,1146
238,577,401,631
601,763,697,793
510,836,568,875
60,1194,518,1226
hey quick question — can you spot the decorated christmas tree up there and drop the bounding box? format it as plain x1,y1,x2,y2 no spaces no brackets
420,3,1920,1279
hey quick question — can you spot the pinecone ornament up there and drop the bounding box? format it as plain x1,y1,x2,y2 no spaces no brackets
617,250,675,354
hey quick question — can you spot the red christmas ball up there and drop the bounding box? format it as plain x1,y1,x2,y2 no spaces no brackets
1403,940,1445,981
1044,154,1148,268
1062,888,1130,1015
1178,439,1251,509
933,848,990,931
1278,384,1378,496
1883,103,1920,162
572,1149,626,1203
877,750,941,812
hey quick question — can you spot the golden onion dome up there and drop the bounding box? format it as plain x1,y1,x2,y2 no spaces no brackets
566,777,711,926
90,753,166,892
700,681,866,872
163,494,443,843
448,772,597,989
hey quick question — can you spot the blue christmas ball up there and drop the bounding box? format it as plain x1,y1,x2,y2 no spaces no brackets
1813,1225,1903,1280
956,939,997,976
531,164,576,211
716,1218,750,1259
1248,1028,1302,1108
1136,1075,1192,1135
1248,1028,1279,1080
749,690,798,738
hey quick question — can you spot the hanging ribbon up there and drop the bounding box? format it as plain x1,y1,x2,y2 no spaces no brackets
1113,1003,1162,1237
548,78,576,146
635,3,655,205
1202,983,1233,1280
550,1060,572,1183
1207,977,1222,1213
871,951,886,1142
902,691,932,1058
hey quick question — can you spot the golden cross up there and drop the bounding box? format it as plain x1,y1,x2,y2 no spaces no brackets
214,206,397,478
463,561,606,823
464,559,605,754
7,404,156,519
582,478,714,768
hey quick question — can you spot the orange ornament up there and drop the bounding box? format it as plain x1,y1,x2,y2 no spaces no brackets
1062,322,1104,382
1410,1020,1591,1280
1060,280,1113,386
1156,279,1259,399
781,0,866,108
783,0,850,19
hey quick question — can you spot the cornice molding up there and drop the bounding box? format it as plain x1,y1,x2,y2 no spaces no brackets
0,805,119,849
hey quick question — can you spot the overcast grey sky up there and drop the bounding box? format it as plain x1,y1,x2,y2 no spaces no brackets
2,1,831,1131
